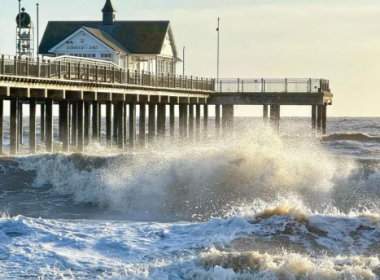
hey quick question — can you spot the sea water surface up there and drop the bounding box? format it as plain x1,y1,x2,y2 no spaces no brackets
1,117,380,279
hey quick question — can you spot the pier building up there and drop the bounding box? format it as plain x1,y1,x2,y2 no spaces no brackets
39,0,181,74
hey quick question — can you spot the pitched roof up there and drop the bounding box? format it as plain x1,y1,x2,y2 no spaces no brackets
82,26,127,52
39,21,174,57
102,0,116,13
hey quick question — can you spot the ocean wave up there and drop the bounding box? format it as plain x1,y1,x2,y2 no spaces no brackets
322,132,380,143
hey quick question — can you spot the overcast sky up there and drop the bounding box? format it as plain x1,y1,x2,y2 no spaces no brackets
0,0,379,117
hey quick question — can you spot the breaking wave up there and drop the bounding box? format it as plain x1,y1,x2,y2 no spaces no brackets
323,132,380,143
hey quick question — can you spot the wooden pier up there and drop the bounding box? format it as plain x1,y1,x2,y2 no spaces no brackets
0,55,333,155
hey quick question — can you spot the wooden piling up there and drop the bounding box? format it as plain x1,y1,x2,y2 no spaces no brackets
317,105,322,133
322,105,327,135
71,102,78,146
106,102,112,147
215,105,221,137
61,100,70,152
311,105,317,131
40,104,45,142
84,102,91,145
92,101,99,142
196,104,201,140
129,103,136,148
117,102,125,149
77,100,84,152
189,105,194,139
148,104,156,142
169,104,175,138
29,98,37,154
204,105,208,136
113,104,118,144
157,104,166,138
19,103,23,147
179,105,184,137
183,104,188,138
139,104,146,147
10,98,18,155
263,105,269,119
45,99,54,153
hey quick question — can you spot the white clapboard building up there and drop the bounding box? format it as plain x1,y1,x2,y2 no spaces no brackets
39,0,181,74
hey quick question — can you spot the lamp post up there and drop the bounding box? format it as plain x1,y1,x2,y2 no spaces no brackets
183,46,185,76
37,3,39,58
216,17,220,83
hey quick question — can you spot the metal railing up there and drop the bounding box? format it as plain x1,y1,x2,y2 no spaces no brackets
0,55,215,92
217,78,330,93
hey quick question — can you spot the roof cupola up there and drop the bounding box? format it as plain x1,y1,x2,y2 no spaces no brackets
102,0,116,25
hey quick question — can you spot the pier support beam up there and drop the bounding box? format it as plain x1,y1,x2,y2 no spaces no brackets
322,105,327,135
129,103,136,148
222,105,234,137
183,104,188,138
40,104,45,142
148,104,156,142
157,104,166,139
113,104,118,144
270,105,280,133
317,105,322,133
179,105,184,138
106,102,112,147
204,105,208,137
170,104,175,138
189,105,194,139
29,98,37,154
124,103,127,145
92,101,99,142
84,102,91,145
0,100,2,154
263,105,269,119
19,103,23,147
311,105,317,132
215,105,221,137
46,99,54,153
98,104,102,141
117,102,125,149
77,101,84,152
196,104,201,140
71,102,78,146
10,98,18,155
60,100,70,153
139,104,146,147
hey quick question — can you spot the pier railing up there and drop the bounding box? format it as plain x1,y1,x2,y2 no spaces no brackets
0,55,215,92
217,78,330,93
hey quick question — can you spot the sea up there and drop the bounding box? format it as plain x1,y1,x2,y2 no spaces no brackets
1,116,380,279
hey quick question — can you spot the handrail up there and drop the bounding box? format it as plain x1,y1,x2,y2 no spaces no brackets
217,78,330,93
0,55,215,92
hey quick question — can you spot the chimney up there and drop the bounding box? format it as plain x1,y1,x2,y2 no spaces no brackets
102,0,116,25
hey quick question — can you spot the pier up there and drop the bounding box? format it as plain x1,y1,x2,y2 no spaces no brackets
0,55,333,155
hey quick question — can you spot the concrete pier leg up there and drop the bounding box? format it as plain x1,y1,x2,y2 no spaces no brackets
311,105,317,132
157,104,166,139
179,105,184,137
0,100,2,154
106,102,112,147
117,102,125,149
139,104,146,147
29,98,37,154
45,99,54,153
215,105,221,137
129,103,136,148
263,105,269,119
322,105,327,135
170,104,175,138
270,105,280,133
196,104,201,140
92,101,99,142
77,101,84,152
124,103,127,145
40,104,45,142
84,102,91,145
98,104,102,141
10,98,19,155
189,105,194,139
61,100,70,153
71,102,78,146
204,105,208,137
317,105,322,133
183,105,188,138
113,104,118,144
19,103,23,147
148,104,156,142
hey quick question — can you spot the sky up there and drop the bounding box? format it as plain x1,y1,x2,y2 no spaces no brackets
0,0,380,117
